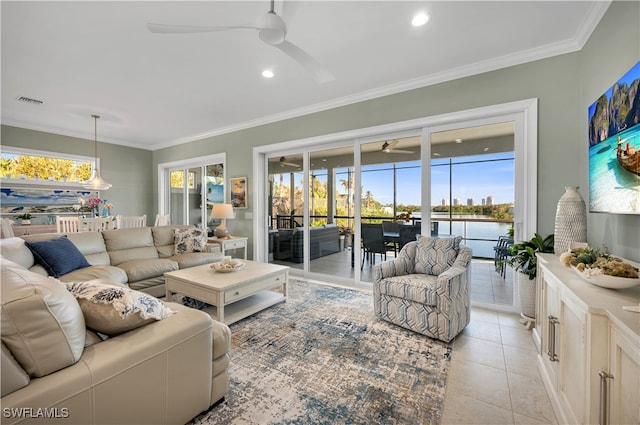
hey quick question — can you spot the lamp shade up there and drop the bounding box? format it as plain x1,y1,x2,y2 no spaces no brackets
211,204,234,220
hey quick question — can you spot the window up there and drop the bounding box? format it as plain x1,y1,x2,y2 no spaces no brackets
0,147,93,183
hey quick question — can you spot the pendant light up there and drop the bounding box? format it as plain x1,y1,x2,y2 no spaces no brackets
82,114,112,190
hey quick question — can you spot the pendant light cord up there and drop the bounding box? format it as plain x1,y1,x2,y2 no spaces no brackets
91,114,100,164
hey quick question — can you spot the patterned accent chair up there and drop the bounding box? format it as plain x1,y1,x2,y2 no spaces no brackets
373,236,472,342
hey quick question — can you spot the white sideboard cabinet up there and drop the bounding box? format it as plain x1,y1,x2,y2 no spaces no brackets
534,253,639,425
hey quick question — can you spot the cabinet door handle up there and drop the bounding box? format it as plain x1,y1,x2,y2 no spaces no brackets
598,371,613,425
547,315,559,362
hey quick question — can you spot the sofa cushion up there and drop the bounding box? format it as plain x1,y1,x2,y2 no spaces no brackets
0,237,36,269
152,225,193,257
117,258,179,282
376,273,439,305
66,231,111,265
169,252,223,269
174,227,207,254
0,262,85,378
25,236,91,278
59,265,128,284
64,280,174,336
102,227,158,266
414,235,462,275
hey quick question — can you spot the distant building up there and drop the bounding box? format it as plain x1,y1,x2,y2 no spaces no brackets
467,198,474,206
485,195,494,205
453,197,461,206
441,198,448,206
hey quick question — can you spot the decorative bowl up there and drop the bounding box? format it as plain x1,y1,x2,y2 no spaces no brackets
571,266,640,289
210,260,245,273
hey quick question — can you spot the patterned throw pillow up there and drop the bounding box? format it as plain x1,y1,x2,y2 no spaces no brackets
414,235,462,275
64,280,174,336
173,227,208,254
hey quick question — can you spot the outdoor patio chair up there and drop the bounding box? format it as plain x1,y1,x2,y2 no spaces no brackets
373,236,472,342
398,224,421,250
382,220,401,255
361,223,387,268
493,236,513,278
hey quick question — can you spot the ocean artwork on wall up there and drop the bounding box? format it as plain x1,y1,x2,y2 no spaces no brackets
0,187,99,215
588,61,640,215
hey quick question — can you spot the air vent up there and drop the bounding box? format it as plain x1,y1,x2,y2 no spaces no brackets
17,96,44,105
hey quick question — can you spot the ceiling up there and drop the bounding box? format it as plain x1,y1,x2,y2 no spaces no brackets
1,1,609,151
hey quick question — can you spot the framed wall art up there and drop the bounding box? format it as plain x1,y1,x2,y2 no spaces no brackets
230,177,247,209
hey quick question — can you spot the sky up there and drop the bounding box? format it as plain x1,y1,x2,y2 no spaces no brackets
356,153,515,206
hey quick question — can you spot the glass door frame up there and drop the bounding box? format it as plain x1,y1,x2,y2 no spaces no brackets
254,99,537,298
157,153,227,226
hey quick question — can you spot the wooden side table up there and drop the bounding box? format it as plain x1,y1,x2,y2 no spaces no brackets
207,236,248,259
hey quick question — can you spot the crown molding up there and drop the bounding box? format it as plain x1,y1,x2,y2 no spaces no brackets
157,1,610,151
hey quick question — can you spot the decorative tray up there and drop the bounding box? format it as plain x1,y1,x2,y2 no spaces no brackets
210,260,245,273
571,266,640,289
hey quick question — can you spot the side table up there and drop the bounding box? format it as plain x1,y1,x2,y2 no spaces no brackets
207,236,248,259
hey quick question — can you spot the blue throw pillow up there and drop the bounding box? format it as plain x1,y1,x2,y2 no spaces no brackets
25,236,91,278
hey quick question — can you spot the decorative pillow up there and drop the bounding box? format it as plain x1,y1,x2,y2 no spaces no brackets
25,236,91,278
174,227,208,254
63,280,174,336
414,235,462,275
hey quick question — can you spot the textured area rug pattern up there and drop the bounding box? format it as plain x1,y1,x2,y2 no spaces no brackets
191,280,451,425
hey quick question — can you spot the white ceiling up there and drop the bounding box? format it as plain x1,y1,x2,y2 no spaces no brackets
1,1,609,151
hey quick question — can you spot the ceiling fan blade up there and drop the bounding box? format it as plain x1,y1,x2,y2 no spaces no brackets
273,40,334,84
146,22,257,34
390,149,415,154
279,157,300,167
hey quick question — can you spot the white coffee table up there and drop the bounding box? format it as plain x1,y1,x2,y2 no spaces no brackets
164,260,288,325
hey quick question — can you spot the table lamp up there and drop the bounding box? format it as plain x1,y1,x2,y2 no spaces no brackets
211,204,234,238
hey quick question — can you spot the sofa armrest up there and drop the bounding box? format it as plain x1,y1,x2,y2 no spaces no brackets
1,302,227,425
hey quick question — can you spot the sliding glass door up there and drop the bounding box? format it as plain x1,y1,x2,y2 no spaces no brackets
359,137,421,282
257,100,536,309
267,153,304,271
158,154,225,229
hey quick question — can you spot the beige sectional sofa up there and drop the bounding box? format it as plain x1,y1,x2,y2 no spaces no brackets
0,226,230,424
0,225,222,297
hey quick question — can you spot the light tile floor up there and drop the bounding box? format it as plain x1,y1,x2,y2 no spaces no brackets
441,308,557,425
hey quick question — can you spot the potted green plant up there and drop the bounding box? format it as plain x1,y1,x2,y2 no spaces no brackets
16,213,33,225
506,233,554,324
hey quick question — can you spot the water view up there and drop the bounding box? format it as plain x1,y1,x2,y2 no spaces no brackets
589,125,640,214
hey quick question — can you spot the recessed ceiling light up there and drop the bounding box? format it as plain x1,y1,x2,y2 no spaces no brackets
432,152,440,156
455,138,462,144
484,147,489,151
262,69,274,78
412,13,429,27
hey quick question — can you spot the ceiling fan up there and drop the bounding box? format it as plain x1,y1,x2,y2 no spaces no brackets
381,140,414,154
146,0,334,84
279,156,300,168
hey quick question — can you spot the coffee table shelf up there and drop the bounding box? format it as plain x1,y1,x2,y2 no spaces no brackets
201,290,285,325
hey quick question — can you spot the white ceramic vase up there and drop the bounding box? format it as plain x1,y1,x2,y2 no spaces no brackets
554,186,587,255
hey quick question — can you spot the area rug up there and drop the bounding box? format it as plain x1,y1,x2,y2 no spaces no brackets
189,279,452,425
